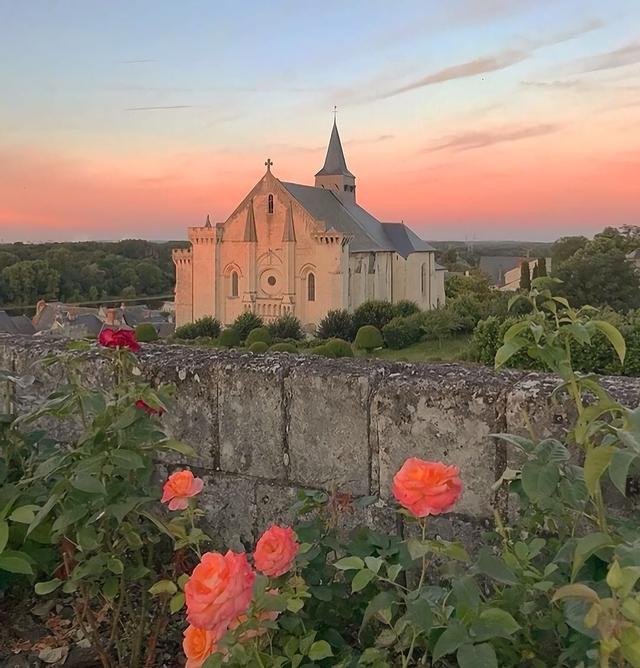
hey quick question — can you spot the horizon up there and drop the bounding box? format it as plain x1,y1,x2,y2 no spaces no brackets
1,1,639,243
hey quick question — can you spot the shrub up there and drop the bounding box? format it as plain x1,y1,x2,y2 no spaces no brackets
232,311,263,341
353,300,395,332
382,315,422,349
268,342,297,353
219,327,241,348
448,294,487,332
354,324,383,352
248,341,269,354
134,322,158,342
267,313,303,340
421,307,462,344
246,326,272,346
317,309,355,341
392,300,420,318
325,338,354,357
174,315,221,340
312,344,335,358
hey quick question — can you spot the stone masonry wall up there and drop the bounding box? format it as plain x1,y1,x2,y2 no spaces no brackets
1,335,639,551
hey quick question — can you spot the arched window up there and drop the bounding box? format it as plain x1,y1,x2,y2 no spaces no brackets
307,272,315,302
421,263,427,295
231,271,239,297
268,194,274,214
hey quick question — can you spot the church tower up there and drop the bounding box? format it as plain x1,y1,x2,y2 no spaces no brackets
314,119,356,203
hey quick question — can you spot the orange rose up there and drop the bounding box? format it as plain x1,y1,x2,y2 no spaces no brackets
161,470,204,511
253,525,299,577
185,551,256,636
392,458,462,518
183,625,218,668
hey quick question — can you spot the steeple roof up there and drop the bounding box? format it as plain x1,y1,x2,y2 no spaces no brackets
315,120,354,178
282,202,296,242
243,199,257,242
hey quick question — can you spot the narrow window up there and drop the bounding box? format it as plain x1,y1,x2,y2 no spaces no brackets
231,271,238,297
307,273,315,302
421,263,427,295
268,194,274,214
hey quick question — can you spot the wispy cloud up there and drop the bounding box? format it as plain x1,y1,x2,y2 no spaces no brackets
573,41,640,73
521,79,586,89
428,123,560,152
124,105,206,112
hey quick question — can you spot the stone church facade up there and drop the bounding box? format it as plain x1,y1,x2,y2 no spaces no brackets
173,122,445,328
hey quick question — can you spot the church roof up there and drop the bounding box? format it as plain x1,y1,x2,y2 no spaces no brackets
281,181,435,256
314,121,355,178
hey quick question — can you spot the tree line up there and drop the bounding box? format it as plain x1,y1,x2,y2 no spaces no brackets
0,239,187,307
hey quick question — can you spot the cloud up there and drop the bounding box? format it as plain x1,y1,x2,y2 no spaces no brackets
573,41,640,73
521,79,585,89
531,18,604,49
428,123,560,152
124,105,205,112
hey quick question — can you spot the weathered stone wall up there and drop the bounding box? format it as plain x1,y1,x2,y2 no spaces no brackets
2,335,639,550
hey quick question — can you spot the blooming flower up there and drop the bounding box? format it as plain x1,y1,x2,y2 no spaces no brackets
392,457,463,518
161,470,204,511
183,625,218,668
135,399,165,416
253,525,299,578
98,328,140,352
185,551,256,635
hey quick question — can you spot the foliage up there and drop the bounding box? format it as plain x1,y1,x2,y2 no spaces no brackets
311,344,334,358
267,313,304,341
382,315,422,349
175,316,221,340
219,328,241,348
519,261,531,291
232,312,264,342
249,341,269,354
324,338,354,358
537,256,547,277
445,273,492,300
246,327,272,347
317,309,355,342
268,342,297,353
353,300,395,333
392,300,420,318
354,325,383,352
421,307,462,345
551,235,589,268
134,323,158,343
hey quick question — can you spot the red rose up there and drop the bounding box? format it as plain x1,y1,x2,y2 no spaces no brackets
135,399,165,416
98,328,140,352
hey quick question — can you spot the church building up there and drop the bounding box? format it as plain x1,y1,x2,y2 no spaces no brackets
173,121,445,328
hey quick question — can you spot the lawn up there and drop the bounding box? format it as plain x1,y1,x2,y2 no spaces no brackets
355,334,472,363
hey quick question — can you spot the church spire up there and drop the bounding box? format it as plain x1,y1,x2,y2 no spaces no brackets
315,119,354,178
243,199,257,242
204,214,212,228
282,202,296,242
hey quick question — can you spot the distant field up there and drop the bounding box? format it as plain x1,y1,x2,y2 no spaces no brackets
354,334,472,363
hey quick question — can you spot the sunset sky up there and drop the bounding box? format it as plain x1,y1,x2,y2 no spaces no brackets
1,0,639,243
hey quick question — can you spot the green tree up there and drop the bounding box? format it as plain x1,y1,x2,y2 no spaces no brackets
444,273,491,300
536,257,547,277
519,261,531,291
551,236,588,269
1,260,60,304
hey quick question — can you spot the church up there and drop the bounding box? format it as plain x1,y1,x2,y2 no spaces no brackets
173,121,445,328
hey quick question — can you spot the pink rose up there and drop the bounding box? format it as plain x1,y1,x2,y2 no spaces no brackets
183,625,218,668
253,525,299,578
98,328,140,352
161,470,204,511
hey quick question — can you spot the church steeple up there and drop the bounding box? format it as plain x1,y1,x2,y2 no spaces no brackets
282,202,296,242
243,199,257,242
314,118,356,203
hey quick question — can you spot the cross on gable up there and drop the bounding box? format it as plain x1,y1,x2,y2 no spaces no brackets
265,158,273,171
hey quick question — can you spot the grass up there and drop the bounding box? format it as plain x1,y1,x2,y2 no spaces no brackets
355,334,472,363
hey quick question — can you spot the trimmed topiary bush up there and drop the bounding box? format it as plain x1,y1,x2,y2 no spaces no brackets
382,315,422,349
312,344,336,358
268,313,303,340
175,315,221,340
353,300,395,332
354,325,383,352
392,300,420,318
246,327,272,346
248,341,269,354
325,338,354,358
232,312,264,342
219,327,241,348
268,342,297,353
134,323,158,343
317,309,355,341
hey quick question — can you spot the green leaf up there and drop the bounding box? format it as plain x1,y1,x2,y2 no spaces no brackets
148,579,178,596
351,568,375,593
0,551,33,575
609,450,637,496
476,548,517,585
9,505,39,523
170,592,185,613
0,520,8,553
457,643,498,668
52,506,88,533
27,494,59,537
333,556,364,571
521,461,560,500
491,433,535,453
110,449,145,470
308,640,333,661
502,320,530,342
592,320,626,364
359,591,395,638
102,576,119,599
160,439,196,456
552,583,600,603
572,532,613,580
107,557,124,575
71,474,106,495
432,621,469,662
407,597,433,633
35,579,62,595
470,608,520,642
364,556,383,574
584,446,617,496
495,338,527,369
406,538,431,560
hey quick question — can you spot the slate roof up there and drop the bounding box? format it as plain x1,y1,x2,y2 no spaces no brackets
314,121,354,178
11,315,35,335
0,311,17,335
74,314,103,337
282,181,434,257
479,256,523,286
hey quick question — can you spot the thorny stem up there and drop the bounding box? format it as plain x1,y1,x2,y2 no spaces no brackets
143,596,169,668
253,642,266,668
402,520,429,668
78,583,113,668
